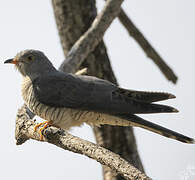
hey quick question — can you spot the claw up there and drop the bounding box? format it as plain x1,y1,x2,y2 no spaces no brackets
34,121,52,140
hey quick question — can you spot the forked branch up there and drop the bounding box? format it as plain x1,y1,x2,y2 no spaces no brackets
59,0,124,73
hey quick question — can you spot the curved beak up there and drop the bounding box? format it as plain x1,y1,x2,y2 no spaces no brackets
4,58,18,64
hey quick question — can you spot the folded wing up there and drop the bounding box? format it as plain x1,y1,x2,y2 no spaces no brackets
32,72,178,114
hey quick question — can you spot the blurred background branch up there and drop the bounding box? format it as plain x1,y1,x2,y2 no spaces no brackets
52,0,145,179
118,8,178,84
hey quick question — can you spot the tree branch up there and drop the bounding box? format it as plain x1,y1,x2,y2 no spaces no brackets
52,0,145,179
59,0,124,73
15,105,151,180
118,8,178,84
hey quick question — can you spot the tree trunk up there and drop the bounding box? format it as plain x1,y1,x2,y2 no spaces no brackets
52,0,144,179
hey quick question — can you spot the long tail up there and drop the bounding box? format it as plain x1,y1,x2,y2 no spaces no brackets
128,103,179,114
115,114,194,144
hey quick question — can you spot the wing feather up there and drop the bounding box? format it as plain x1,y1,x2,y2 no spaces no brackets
32,72,177,114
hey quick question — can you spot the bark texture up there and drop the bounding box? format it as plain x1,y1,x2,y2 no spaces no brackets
52,1,144,179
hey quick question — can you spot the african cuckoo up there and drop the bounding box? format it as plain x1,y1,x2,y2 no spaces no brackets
4,50,194,143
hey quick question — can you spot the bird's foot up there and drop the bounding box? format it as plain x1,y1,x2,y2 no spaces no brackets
34,121,52,140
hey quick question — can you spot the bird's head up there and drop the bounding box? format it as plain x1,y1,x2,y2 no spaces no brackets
4,50,56,79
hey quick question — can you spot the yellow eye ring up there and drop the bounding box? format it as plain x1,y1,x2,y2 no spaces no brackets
27,55,34,61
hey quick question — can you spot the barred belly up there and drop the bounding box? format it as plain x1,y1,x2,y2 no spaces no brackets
21,77,132,130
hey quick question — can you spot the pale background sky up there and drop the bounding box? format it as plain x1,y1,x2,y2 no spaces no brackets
1,1,195,180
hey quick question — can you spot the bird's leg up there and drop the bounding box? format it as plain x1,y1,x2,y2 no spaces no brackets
34,122,46,132
34,121,52,140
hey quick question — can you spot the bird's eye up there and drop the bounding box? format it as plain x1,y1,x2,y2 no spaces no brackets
27,55,34,61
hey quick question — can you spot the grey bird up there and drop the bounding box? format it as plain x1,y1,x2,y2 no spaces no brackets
4,49,194,143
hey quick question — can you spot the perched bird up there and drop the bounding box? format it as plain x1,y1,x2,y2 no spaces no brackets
4,49,194,143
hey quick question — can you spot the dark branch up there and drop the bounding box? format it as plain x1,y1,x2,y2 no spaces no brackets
118,8,178,84
52,0,145,178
